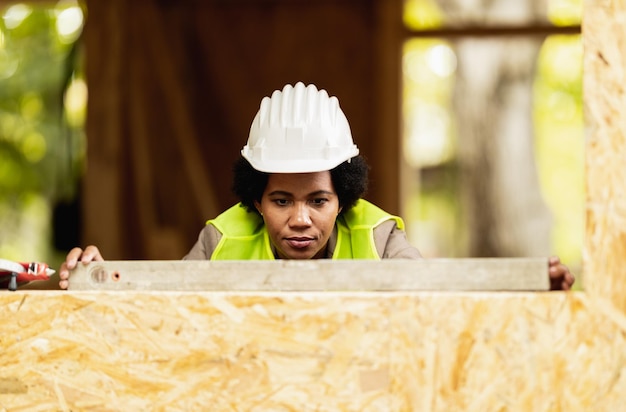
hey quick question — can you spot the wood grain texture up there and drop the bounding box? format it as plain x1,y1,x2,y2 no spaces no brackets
583,0,626,312
66,259,550,291
0,291,624,410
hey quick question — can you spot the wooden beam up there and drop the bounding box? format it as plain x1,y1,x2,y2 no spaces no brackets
82,0,127,258
66,258,550,291
372,0,403,214
403,24,581,38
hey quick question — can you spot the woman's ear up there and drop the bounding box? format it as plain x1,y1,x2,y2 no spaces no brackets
254,200,263,216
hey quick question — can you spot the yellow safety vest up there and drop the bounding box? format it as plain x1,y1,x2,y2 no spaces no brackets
207,199,404,260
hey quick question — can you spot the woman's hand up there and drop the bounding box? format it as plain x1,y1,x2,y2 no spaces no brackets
549,255,575,291
58,246,104,290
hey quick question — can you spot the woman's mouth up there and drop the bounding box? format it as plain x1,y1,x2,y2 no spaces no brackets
285,237,315,249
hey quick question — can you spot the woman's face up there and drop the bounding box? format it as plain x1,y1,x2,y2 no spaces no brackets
254,171,342,259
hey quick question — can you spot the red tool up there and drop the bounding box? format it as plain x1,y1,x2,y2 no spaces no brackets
0,259,55,291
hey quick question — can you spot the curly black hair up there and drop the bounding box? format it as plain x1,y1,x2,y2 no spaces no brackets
232,156,369,214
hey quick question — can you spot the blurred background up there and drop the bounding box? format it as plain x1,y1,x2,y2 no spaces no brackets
0,0,583,285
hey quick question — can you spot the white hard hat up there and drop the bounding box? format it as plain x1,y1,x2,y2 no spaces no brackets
241,82,359,173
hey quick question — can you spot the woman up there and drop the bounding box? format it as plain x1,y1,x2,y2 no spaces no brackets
59,82,574,290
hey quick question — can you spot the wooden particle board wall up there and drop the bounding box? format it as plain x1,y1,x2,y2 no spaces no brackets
1,291,625,410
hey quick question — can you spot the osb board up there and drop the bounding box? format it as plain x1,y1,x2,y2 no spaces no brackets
0,291,625,411
583,0,626,310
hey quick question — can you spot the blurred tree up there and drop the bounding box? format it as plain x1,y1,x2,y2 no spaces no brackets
403,0,582,263
0,2,85,267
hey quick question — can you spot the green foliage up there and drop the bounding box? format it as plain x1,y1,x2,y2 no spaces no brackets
0,2,85,265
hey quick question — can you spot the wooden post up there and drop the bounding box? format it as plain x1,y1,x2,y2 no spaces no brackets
583,0,626,314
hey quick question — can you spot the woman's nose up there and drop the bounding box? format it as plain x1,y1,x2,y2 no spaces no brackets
290,203,312,226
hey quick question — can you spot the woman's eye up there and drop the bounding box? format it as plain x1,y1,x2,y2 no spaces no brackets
273,199,289,206
311,198,328,205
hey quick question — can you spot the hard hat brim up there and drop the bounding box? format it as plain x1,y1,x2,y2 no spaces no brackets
241,146,359,174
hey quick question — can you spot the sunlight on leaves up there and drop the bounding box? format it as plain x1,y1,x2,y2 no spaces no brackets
64,76,87,127
548,0,582,26
0,1,85,266
404,0,444,31
2,4,32,30
0,47,19,79
55,0,83,43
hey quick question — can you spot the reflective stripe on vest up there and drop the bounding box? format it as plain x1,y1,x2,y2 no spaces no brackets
207,199,404,260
